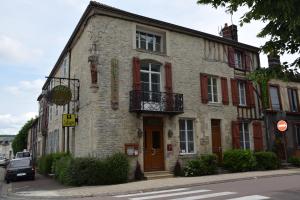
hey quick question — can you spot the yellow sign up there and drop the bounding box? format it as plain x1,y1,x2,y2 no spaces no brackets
62,114,77,127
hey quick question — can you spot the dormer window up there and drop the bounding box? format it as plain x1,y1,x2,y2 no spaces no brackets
136,30,163,53
234,51,243,69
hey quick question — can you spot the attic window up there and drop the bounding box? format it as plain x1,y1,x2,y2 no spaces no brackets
136,30,163,53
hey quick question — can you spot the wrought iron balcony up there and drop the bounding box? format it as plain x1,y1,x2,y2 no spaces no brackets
129,90,184,114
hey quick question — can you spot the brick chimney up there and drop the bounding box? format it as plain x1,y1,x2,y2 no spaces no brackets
268,54,281,68
221,23,238,41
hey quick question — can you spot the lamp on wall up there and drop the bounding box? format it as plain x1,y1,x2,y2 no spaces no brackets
137,128,143,138
168,129,173,138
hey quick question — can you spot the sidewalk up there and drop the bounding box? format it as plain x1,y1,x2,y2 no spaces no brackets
14,168,300,198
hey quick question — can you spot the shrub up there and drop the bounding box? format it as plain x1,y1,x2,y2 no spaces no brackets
134,161,144,180
38,154,53,175
254,151,279,170
54,153,129,186
173,160,183,177
51,152,69,174
223,150,256,172
183,154,217,177
288,156,300,167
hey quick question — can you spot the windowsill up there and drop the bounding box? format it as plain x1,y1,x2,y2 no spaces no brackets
179,152,197,156
238,104,248,108
208,102,222,107
135,48,167,57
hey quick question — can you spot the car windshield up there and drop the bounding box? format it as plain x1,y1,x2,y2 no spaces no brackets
16,152,30,158
0,156,3,160
9,159,30,168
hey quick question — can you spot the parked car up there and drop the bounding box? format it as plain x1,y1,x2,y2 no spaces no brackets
15,151,31,159
0,155,8,167
5,158,35,183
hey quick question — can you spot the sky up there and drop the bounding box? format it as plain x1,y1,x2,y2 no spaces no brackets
0,0,298,136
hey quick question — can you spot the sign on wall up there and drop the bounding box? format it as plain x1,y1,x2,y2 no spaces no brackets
111,58,119,110
62,114,77,127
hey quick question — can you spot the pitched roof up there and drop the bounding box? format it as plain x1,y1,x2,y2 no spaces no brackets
41,1,260,91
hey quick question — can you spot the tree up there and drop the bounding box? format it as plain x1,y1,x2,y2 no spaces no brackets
12,119,34,155
197,0,300,67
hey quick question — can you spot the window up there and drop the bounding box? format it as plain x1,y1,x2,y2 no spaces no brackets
238,81,246,106
179,119,194,154
208,76,218,103
288,88,299,112
140,60,161,101
136,31,162,53
240,122,250,149
234,51,243,69
295,125,300,148
269,86,281,110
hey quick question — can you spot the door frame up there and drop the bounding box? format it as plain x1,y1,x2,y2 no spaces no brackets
211,119,222,163
143,117,165,172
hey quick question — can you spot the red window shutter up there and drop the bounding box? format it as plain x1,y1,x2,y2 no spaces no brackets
200,73,208,104
165,62,173,93
253,121,263,151
246,81,255,107
221,77,229,105
245,52,251,71
232,121,240,149
231,79,239,106
228,46,235,68
132,57,141,90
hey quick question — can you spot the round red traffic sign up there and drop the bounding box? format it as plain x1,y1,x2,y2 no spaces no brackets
277,120,288,132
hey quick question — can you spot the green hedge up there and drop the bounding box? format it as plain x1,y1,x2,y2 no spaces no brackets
288,156,300,167
37,152,69,175
183,154,217,177
254,151,279,170
55,153,129,186
223,150,256,172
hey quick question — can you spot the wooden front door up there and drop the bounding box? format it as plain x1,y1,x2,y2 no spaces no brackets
211,119,222,163
144,118,164,172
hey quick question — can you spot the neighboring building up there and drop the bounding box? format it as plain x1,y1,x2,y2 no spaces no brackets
264,56,300,160
37,2,264,174
0,135,15,159
27,118,39,162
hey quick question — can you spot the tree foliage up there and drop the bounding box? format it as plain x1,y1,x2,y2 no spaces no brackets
197,0,300,67
12,119,34,155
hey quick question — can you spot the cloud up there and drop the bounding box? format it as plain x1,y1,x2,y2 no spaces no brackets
5,79,44,97
0,112,37,135
0,34,43,64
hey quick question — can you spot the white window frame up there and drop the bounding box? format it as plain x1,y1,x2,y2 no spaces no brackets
179,119,195,155
136,30,163,53
240,122,250,150
208,76,219,103
238,81,247,106
140,62,162,93
234,51,243,69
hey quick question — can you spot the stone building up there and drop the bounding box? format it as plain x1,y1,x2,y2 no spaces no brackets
0,135,15,159
264,56,300,161
37,1,264,175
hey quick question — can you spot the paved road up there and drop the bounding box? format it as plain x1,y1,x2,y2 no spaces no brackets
1,171,300,199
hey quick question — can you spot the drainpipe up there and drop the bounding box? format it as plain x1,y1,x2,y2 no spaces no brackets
67,51,72,153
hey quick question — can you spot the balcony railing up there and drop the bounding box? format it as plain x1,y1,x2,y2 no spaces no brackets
129,90,184,114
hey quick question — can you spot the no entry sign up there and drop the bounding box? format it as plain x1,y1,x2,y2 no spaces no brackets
277,120,288,132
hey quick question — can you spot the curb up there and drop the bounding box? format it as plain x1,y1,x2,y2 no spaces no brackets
8,171,300,199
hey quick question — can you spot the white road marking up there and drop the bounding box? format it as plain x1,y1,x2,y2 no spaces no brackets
225,195,270,200
170,192,236,200
129,189,211,200
113,188,188,197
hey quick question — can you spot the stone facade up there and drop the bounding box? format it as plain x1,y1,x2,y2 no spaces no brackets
38,2,264,175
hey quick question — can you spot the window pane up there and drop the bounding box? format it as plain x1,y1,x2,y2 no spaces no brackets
296,126,300,146
155,36,161,52
147,34,154,51
136,32,139,48
180,131,186,142
180,142,186,153
187,130,193,141
270,86,280,110
151,83,160,92
142,83,149,92
141,72,149,82
188,142,194,153
187,120,193,130
141,62,149,71
151,74,160,83
151,64,160,72
239,82,246,105
140,33,146,49
152,131,160,149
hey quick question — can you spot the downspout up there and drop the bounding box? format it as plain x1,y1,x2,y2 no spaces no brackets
67,51,72,153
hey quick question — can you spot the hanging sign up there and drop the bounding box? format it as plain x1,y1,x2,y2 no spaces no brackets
49,85,72,106
277,120,288,132
62,114,77,127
